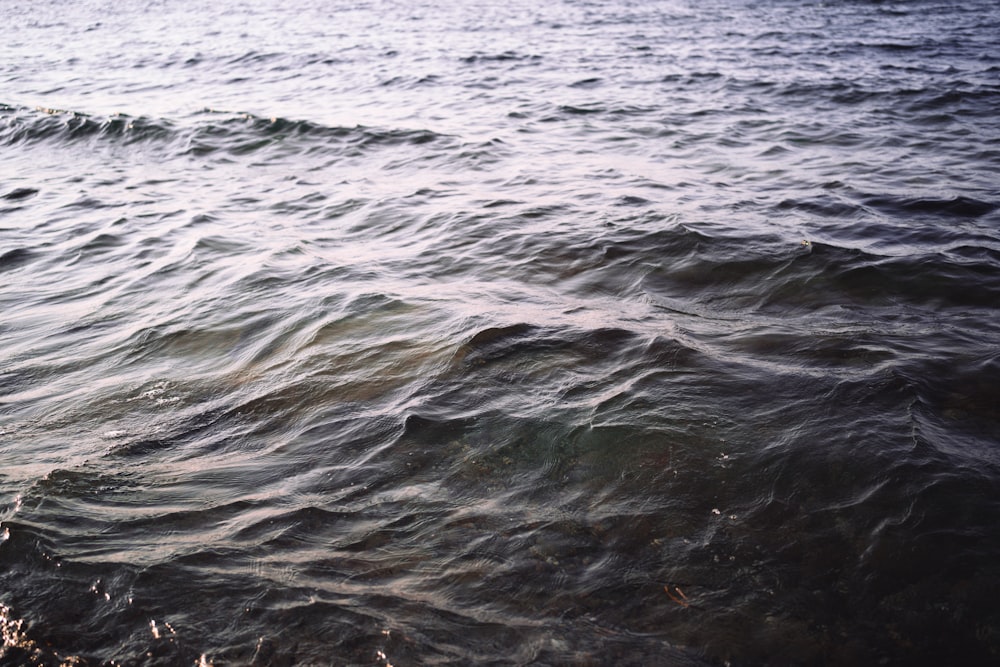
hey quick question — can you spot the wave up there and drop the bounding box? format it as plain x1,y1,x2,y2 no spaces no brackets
0,104,176,144
0,104,452,158
861,193,998,218
459,51,542,64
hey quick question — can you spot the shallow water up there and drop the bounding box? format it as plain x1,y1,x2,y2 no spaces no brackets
2,0,1000,664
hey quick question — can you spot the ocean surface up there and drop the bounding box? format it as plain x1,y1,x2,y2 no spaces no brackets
2,0,1000,664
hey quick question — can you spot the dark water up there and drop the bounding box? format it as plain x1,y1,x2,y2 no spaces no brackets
3,0,1000,664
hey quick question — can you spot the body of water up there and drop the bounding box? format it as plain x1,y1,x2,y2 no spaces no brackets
2,0,1000,664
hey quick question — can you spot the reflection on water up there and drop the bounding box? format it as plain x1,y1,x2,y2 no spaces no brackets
3,0,1000,664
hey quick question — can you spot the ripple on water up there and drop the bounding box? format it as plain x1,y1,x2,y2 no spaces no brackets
2,0,1000,664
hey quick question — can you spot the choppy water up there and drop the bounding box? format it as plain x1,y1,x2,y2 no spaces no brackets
2,0,1000,664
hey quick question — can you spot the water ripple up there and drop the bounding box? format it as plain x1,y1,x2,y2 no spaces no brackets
2,0,1000,664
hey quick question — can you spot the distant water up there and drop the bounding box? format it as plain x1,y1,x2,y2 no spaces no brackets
2,0,1000,664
